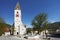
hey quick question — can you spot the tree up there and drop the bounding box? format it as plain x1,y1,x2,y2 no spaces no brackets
8,23,15,35
0,17,5,23
26,28,32,34
31,13,47,34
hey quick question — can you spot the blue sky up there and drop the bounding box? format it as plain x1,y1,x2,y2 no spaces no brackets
0,0,60,27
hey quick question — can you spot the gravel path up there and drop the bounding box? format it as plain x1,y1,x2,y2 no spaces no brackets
0,35,60,40
0,36,23,40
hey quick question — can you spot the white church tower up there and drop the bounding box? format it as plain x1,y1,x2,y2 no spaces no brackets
14,2,26,35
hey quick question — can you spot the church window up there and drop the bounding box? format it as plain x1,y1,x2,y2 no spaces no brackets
17,11,18,13
16,11,19,17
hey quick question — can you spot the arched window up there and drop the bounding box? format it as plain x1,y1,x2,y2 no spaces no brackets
16,11,19,17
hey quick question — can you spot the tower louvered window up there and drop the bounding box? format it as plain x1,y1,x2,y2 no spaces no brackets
16,12,19,17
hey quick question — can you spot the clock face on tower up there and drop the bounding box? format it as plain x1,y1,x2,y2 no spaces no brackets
16,11,19,17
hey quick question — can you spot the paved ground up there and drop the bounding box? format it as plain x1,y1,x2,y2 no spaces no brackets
0,35,60,40
50,37,60,40
0,36,24,40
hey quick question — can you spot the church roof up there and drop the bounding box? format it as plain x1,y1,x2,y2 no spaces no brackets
15,2,20,10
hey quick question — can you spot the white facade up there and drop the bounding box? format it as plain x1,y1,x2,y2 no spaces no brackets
5,32,10,36
14,2,26,35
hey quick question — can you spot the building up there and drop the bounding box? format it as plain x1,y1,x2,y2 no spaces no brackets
4,27,10,36
14,2,26,36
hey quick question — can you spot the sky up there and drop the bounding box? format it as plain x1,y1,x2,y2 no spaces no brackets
0,0,60,27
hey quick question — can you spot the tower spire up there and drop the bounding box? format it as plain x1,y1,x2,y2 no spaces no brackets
15,2,20,10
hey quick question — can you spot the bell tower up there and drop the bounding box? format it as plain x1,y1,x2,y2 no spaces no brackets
14,2,26,35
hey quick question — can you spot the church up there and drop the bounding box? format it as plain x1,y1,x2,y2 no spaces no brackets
5,2,26,36
14,2,26,35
